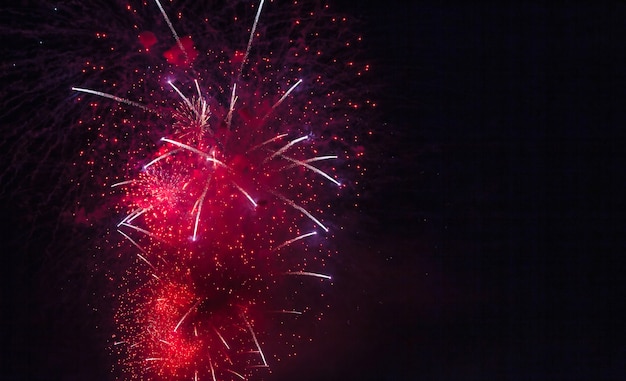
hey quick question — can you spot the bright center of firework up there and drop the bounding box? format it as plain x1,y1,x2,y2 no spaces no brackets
170,81,213,142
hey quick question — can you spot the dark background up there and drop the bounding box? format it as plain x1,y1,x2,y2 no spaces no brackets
2,1,625,380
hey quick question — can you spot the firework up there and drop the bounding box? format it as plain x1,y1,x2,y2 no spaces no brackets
67,0,372,379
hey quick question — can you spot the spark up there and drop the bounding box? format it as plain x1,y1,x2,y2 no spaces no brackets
160,138,228,167
136,253,156,270
120,221,164,242
243,315,268,368
263,79,303,120
143,149,181,170
265,135,308,162
232,182,257,207
288,155,339,165
111,179,134,188
226,83,237,130
238,0,266,78
226,368,247,380
192,178,211,241
280,155,341,186
273,231,317,251
118,208,148,227
272,192,329,232
270,310,303,315
71,87,153,112
170,80,212,134
117,229,147,254
213,326,231,350
168,81,193,110
173,300,201,332
284,271,332,280
153,0,188,63
209,356,217,381
126,208,148,224
194,79,202,98
248,133,288,153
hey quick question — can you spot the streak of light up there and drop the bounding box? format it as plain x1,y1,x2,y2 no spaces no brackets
143,149,181,169
111,180,134,188
271,192,329,232
137,253,156,270
238,0,266,79
265,135,308,162
120,222,163,241
117,229,147,254
272,231,317,251
226,369,246,380
302,155,339,163
248,133,288,153
174,299,201,332
194,79,202,98
270,310,303,315
72,87,152,112
153,0,188,63
232,182,257,207
213,326,230,350
283,155,338,169
284,271,332,280
263,79,302,120
224,351,234,366
160,138,227,168
168,80,193,110
179,79,212,133
209,356,217,381
243,315,268,367
192,178,211,241
126,208,148,224
280,155,341,186
117,208,140,227
226,83,237,130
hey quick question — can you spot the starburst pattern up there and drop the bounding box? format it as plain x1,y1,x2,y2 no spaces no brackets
66,0,373,379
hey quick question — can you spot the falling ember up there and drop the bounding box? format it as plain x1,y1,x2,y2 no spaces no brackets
71,0,372,379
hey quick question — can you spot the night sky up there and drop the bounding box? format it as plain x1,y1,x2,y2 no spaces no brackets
2,1,625,380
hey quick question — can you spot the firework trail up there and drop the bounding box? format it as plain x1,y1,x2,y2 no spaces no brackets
3,0,373,379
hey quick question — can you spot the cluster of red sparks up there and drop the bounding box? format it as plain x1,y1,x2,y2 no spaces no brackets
71,0,372,379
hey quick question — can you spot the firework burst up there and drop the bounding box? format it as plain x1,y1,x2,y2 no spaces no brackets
64,0,373,379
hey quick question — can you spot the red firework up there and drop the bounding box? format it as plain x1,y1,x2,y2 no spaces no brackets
71,0,372,379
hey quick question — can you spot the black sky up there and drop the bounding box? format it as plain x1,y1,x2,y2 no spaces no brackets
2,1,625,380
